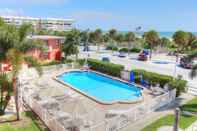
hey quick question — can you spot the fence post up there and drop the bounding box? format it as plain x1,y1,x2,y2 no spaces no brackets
173,108,180,131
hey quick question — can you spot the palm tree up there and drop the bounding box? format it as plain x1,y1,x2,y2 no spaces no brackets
125,32,136,54
187,51,197,78
108,29,117,42
0,73,12,115
1,23,43,120
94,29,103,53
63,29,80,60
80,30,90,52
143,30,160,59
172,31,190,53
115,33,124,46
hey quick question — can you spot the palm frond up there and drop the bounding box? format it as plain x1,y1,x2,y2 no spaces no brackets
24,56,43,76
6,49,24,77
190,64,197,79
18,24,33,42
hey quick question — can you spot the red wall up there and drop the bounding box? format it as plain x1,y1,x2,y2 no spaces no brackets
27,38,62,61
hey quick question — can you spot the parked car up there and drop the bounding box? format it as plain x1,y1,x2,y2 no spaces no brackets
138,53,148,61
118,52,127,57
180,56,194,69
102,57,110,62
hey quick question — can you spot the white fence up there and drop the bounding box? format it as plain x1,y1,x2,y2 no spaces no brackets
18,69,176,131
81,89,176,131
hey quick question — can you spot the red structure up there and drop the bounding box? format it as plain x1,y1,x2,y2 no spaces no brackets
1,35,65,72
27,35,65,61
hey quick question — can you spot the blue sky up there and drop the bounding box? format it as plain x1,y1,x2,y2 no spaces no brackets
0,0,197,31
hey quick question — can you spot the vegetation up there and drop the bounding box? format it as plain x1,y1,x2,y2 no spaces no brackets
87,58,124,77
0,73,12,115
141,97,197,131
143,30,160,59
132,69,187,96
180,97,197,113
62,29,80,60
0,21,43,120
141,114,197,131
0,111,49,131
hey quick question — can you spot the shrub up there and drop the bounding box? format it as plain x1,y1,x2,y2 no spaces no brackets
130,48,141,53
87,58,124,77
119,48,129,53
41,60,61,66
169,76,187,96
106,45,118,51
132,69,187,96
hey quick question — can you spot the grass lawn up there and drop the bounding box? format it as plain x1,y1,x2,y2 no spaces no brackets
141,114,197,131
180,97,197,113
0,111,49,131
141,97,197,131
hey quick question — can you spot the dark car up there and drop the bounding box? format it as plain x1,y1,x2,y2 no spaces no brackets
138,53,148,61
102,57,110,62
180,56,194,69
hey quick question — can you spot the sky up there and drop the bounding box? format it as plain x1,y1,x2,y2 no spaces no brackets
0,0,197,32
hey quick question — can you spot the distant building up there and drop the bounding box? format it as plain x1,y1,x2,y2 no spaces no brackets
0,15,75,31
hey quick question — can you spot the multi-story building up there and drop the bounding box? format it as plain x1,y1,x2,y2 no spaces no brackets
0,15,75,31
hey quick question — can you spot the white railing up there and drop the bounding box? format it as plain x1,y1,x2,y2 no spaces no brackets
19,69,176,131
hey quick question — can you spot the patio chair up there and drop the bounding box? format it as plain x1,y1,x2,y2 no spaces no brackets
139,74,150,88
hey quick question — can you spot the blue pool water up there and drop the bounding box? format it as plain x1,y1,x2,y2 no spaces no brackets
57,71,142,104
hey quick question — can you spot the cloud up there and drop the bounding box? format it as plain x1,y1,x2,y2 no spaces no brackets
0,8,23,16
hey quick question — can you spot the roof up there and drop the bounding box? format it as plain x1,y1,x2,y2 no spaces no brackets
28,35,65,40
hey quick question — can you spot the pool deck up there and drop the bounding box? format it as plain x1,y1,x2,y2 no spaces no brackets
19,66,177,131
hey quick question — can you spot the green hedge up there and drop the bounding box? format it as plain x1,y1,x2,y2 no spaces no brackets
132,69,187,96
87,59,124,77
119,47,141,53
41,60,61,66
106,45,118,51
119,48,129,53
130,47,141,53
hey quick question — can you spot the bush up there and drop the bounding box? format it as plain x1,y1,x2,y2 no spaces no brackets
106,45,118,51
87,59,124,77
41,60,61,66
130,48,141,53
169,76,187,96
119,48,129,53
132,69,187,96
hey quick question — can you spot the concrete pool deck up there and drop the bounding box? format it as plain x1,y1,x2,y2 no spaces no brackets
18,64,178,131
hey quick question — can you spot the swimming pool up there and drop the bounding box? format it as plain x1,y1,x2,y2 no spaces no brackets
57,71,142,104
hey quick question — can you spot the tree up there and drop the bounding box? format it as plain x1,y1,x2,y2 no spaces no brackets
160,37,171,47
191,40,197,49
143,30,160,59
187,32,196,50
125,32,136,54
63,29,80,60
187,51,197,78
1,23,43,120
115,33,124,45
0,73,12,115
108,29,117,41
80,30,90,51
172,31,190,53
94,29,103,53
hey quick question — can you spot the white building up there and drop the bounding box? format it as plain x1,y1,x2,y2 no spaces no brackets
0,15,75,31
